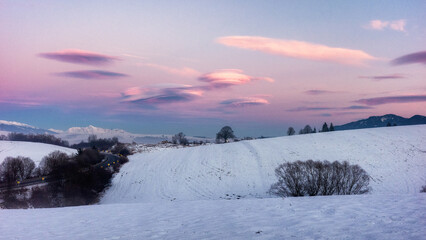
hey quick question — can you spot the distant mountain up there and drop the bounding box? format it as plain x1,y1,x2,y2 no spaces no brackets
0,121,211,144
335,114,426,131
0,120,55,135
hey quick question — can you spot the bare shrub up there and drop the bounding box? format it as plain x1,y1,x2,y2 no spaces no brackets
421,185,426,193
270,160,370,197
0,156,35,183
172,132,189,146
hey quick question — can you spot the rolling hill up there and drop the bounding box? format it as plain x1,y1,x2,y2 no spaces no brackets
101,125,426,204
0,141,77,165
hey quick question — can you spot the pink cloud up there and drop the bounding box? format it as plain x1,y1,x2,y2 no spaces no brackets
220,97,269,108
137,63,200,77
39,49,120,66
217,36,376,65
389,20,406,31
368,20,389,30
366,19,406,32
121,84,204,106
359,73,405,81
356,95,426,105
57,70,128,79
304,90,341,95
199,69,274,88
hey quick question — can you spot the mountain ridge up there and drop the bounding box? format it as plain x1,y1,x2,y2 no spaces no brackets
334,114,426,131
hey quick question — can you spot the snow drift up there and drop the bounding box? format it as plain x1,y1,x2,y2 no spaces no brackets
102,125,426,204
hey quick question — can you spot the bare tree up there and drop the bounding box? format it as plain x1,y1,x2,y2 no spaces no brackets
0,156,35,183
216,126,236,143
287,127,296,136
172,132,189,145
39,151,70,176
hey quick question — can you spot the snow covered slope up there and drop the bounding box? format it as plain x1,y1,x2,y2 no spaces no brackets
102,125,426,204
2,194,425,240
0,141,77,165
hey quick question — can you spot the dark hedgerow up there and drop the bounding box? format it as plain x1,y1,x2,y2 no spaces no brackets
269,160,371,197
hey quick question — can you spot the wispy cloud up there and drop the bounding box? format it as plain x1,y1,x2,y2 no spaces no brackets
366,19,406,32
342,105,373,110
359,73,405,81
39,49,119,66
121,84,203,106
220,97,269,108
57,70,128,79
199,69,273,88
304,90,340,95
287,107,334,112
391,51,426,66
288,105,373,112
356,95,426,105
217,36,376,65
140,63,200,77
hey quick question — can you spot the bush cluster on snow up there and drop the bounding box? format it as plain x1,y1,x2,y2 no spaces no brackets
269,160,371,197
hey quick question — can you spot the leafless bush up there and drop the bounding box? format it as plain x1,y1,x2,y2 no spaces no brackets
270,160,370,197
0,156,35,183
421,185,426,193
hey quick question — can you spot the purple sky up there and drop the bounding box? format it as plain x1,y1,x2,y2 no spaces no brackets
0,1,425,137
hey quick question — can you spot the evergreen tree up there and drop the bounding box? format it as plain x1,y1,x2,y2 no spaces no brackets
329,123,335,131
321,122,329,132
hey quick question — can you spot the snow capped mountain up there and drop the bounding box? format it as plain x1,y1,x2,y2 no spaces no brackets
66,125,129,135
0,120,55,135
57,125,181,144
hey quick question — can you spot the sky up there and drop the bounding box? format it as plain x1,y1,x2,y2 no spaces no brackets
0,0,425,137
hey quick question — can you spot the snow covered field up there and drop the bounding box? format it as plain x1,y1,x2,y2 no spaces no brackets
102,125,426,203
1,194,425,240
0,141,77,165
1,125,426,239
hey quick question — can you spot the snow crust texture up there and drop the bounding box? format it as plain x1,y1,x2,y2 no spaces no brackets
1,194,425,240
102,125,426,203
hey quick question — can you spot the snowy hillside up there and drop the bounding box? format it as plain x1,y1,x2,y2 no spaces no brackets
0,141,77,165
102,125,426,204
1,194,425,240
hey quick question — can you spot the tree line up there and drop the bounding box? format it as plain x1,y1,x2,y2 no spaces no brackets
287,122,335,136
0,148,129,209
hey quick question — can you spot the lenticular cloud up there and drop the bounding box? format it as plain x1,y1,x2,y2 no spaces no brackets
39,49,119,66
217,36,376,65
